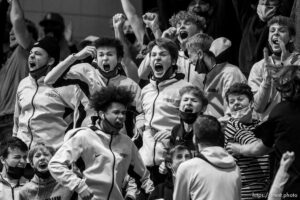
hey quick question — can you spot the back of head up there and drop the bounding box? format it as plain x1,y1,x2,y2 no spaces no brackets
186,33,213,54
90,86,134,112
94,37,124,59
209,37,232,63
39,12,65,30
193,115,224,147
0,137,28,159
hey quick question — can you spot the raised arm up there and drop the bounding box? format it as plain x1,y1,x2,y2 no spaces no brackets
44,46,97,85
10,0,34,49
120,0,144,46
113,13,139,83
142,12,162,40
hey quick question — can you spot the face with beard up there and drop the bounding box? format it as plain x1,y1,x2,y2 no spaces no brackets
188,0,211,16
28,47,54,72
100,102,126,131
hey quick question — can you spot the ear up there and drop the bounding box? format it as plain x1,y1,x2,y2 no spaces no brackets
166,162,172,169
197,49,204,60
171,59,176,66
30,162,34,169
98,111,105,120
47,57,55,66
200,105,207,113
0,156,5,165
289,35,295,44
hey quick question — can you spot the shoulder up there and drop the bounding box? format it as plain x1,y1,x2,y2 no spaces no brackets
64,127,95,142
250,59,265,72
70,63,95,73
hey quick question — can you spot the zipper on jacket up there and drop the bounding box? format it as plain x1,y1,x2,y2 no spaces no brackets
28,79,39,149
107,135,116,200
149,84,159,166
0,174,19,200
11,187,15,200
149,84,159,128
187,62,191,82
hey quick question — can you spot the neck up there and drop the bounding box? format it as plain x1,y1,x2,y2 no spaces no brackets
183,122,193,132
202,55,216,71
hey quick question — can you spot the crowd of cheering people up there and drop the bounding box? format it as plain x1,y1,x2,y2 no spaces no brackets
0,0,300,199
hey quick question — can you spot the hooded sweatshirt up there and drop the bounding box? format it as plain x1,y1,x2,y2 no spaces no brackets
173,146,241,200
18,174,73,200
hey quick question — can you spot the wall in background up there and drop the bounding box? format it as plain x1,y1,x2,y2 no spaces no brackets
20,0,142,42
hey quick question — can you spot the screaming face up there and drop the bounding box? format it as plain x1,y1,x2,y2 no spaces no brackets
150,45,174,79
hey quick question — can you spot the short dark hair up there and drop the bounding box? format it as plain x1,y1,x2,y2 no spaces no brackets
268,16,295,37
147,38,179,62
225,83,254,103
193,115,224,147
28,142,55,165
179,85,208,108
165,145,191,163
169,11,206,31
94,37,124,59
0,137,28,159
90,86,134,112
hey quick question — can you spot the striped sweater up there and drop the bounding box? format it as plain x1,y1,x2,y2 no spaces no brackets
225,118,270,200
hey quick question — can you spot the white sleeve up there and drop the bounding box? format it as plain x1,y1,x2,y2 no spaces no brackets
48,130,89,194
173,164,191,200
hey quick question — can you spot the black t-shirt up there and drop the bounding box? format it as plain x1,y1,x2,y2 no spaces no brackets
254,101,300,196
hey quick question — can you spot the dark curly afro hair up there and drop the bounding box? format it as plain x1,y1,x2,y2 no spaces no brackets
90,86,134,112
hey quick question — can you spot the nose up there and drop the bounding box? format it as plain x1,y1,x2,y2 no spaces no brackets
102,54,109,60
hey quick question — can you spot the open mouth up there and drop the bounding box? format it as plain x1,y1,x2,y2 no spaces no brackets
29,62,36,68
179,31,189,40
103,64,110,71
184,107,193,113
38,163,48,170
272,37,279,45
154,63,164,72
